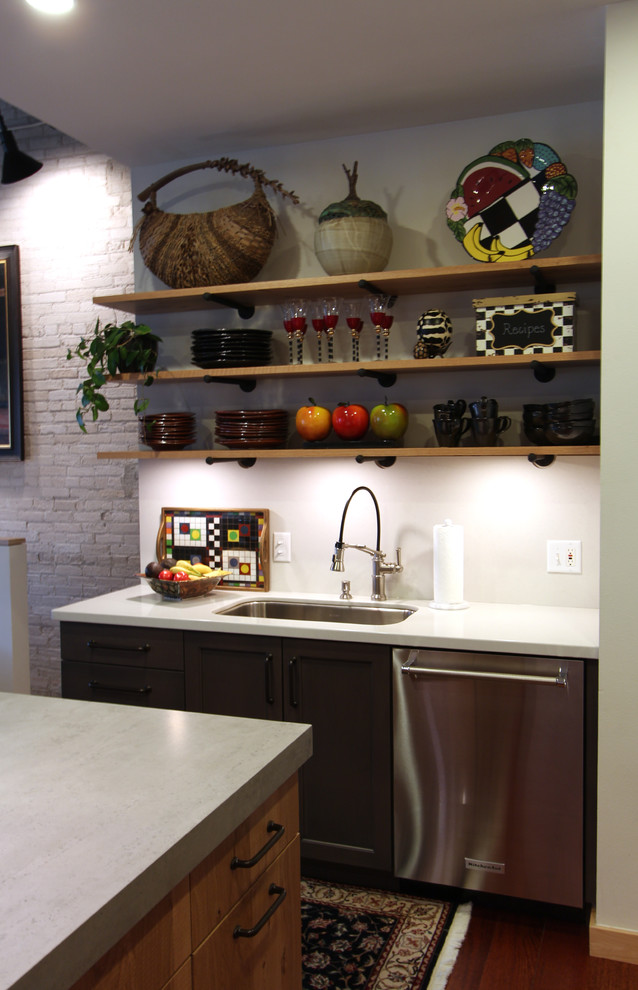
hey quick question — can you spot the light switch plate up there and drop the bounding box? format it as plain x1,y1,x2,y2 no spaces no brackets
273,532,291,562
547,539,582,574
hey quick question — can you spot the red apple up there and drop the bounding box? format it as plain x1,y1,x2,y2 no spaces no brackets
370,398,408,440
332,402,369,441
158,569,174,581
172,570,190,582
295,398,332,442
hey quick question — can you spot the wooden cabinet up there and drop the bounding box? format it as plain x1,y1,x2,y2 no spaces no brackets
93,254,602,463
60,621,185,710
69,775,301,990
184,631,393,872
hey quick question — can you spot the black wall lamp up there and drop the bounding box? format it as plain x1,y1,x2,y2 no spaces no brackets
0,112,43,185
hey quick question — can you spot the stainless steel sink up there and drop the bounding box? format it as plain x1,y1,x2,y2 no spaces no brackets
216,599,416,625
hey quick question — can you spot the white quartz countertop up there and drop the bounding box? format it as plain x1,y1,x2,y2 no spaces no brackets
0,692,312,990
53,584,599,659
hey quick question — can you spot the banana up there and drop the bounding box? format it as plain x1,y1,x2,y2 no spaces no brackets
463,222,501,262
493,239,534,262
192,563,214,575
171,562,200,577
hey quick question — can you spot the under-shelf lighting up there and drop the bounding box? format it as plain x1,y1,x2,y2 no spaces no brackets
25,0,75,13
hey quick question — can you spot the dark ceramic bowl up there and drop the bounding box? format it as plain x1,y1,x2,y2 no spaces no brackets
544,419,596,445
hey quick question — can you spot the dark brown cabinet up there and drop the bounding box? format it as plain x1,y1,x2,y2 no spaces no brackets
60,621,392,874
60,622,185,710
184,631,392,873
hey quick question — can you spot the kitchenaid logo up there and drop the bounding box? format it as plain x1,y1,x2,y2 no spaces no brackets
465,857,505,874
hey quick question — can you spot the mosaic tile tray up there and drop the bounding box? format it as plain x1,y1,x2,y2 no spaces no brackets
156,507,269,591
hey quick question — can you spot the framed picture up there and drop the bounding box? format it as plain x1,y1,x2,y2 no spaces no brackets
0,245,24,460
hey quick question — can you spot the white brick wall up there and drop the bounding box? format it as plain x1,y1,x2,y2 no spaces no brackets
0,102,139,695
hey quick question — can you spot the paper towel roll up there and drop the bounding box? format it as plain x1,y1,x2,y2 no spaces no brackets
432,518,466,608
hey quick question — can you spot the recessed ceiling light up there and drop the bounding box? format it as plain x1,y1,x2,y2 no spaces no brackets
25,0,75,13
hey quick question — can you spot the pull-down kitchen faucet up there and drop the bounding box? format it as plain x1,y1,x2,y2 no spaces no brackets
330,485,403,601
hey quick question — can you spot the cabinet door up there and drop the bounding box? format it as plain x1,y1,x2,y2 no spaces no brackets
184,632,283,719
283,638,392,872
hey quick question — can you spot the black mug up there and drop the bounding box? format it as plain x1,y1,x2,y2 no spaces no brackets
434,416,470,447
469,396,498,419
470,415,511,446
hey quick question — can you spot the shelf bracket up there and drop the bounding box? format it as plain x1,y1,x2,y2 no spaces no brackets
357,279,398,309
355,454,397,469
530,265,556,295
205,456,256,469
528,453,555,468
356,367,397,388
201,292,255,320
530,360,556,383
203,374,257,392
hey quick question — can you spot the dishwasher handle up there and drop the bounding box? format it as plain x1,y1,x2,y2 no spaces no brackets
401,654,568,687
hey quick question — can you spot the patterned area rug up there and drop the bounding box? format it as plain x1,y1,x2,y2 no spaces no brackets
301,879,472,990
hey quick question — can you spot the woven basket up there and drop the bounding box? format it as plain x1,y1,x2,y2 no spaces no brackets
131,158,299,289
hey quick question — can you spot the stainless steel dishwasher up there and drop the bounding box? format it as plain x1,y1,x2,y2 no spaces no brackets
393,648,586,907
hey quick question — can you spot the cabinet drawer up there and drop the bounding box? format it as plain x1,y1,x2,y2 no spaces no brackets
192,835,301,990
61,660,185,710
190,774,299,949
60,622,184,670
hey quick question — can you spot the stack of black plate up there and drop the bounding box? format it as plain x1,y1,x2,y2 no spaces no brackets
191,328,273,369
215,410,289,449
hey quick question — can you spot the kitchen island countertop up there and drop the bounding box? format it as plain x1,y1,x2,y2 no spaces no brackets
53,584,599,659
0,692,312,990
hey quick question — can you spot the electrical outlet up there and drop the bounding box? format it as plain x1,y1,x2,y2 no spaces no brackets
273,532,291,562
547,539,582,574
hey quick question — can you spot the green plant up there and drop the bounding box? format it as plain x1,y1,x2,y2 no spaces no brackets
67,318,162,432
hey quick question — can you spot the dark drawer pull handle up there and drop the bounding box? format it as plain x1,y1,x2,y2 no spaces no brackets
230,821,285,870
288,656,298,707
88,680,152,695
264,652,275,705
233,884,287,939
86,640,151,653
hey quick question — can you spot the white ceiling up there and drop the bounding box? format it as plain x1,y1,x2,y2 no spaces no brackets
0,0,610,167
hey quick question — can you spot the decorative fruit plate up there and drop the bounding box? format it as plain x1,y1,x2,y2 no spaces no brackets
146,571,230,601
446,139,578,263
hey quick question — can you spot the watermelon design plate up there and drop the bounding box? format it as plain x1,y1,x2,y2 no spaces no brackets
446,139,578,263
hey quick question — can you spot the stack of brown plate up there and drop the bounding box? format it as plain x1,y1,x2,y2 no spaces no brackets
215,409,288,449
139,412,197,451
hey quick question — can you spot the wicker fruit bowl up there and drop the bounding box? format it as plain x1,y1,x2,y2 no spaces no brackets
146,571,230,601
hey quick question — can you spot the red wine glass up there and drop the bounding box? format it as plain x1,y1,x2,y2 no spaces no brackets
344,299,364,362
281,300,296,364
310,300,326,363
322,297,339,363
369,294,393,360
289,298,307,364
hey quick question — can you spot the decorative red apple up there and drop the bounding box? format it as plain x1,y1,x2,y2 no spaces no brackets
172,570,190,582
370,397,408,440
331,402,369,441
158,569,174,581
295,398,332,442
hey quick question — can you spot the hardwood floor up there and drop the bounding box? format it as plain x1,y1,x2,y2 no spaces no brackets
445,903,638,990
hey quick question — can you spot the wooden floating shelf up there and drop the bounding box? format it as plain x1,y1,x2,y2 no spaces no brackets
113,350,601,385
97,446,600,462
94,254,602,316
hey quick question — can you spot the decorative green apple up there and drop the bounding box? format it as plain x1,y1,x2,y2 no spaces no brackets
370,397,408,440
295,398,332,442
